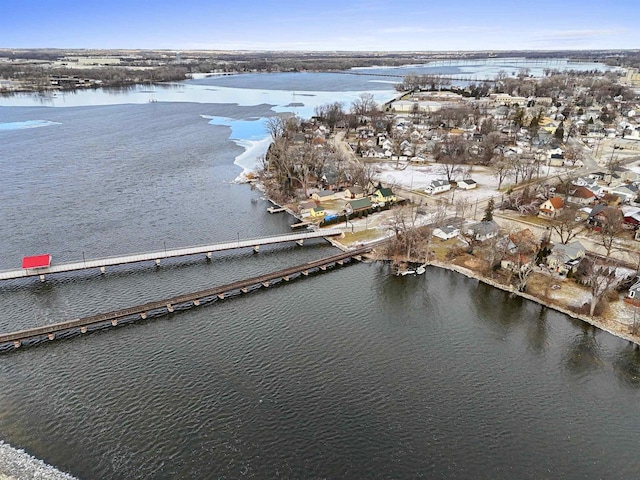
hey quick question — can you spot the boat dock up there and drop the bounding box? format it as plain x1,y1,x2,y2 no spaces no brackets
0,230,343,282
0,246,372,352
291,221,312,229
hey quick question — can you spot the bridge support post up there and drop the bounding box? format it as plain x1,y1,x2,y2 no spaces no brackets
193,299,200,306
296,240,304,246
39,274,45,282
13,340,20,349
80,326,87,334
241,287,248,293
100,266,106,274
302,270,309,276
283,275,290,281
262,281,269,287
253,245,260,253
320,265,326,271
155,259,161,266
141,312,147,319
48,333,55,341
218,293,225,299
167,304,174,313
206,252,212,259
337,260,344,265
111,319,118,326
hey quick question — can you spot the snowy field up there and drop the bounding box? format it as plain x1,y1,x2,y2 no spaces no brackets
372,161,573,204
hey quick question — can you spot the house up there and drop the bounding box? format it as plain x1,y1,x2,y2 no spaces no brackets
588,205,623,229
457,179,477,190
623,206,640,227
598,193,622,207
309,206,325,218
372,187,397,204
467,220,500,241
433,225,460,240
611,184,638,203
538,196,565,218
627,280,640,302
567,186,597,205
344,186,365,199
345,197,372,214
424,179,451,195
299,200,317,217
546,241,586,276
311,190,336,202
572,177,598,189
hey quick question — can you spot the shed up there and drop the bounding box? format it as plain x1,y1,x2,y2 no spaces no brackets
457,179,477,190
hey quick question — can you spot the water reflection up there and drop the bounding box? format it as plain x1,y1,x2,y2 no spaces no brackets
526,306,549,354
613,345,640,387
564,327,604,375
472,281,525,332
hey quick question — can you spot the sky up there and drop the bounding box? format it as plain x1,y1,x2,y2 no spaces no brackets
3,0,640,51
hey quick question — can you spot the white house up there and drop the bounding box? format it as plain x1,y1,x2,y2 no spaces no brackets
425,179,451,195
433,225,460,240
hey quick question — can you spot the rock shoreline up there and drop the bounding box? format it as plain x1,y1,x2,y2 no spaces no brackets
0,441,77,480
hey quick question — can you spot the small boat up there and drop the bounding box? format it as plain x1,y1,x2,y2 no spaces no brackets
416,265,426,275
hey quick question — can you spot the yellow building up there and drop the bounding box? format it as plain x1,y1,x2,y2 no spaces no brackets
625,68,640,87
309,206,325,218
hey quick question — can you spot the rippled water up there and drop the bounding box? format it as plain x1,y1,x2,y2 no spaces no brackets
1,60,639,479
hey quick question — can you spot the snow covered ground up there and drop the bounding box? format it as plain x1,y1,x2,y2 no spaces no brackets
372,161,573,203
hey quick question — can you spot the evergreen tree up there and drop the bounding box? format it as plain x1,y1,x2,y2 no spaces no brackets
483,198,495,222
554,121,565,142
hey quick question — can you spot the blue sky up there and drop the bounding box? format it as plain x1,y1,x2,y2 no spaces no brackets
3,0,640,51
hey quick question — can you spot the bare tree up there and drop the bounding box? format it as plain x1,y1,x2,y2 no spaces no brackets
597,207,624,258
315,102,345,132
349,162,376,191
549,206,582,244
264,116,287,142
492,155,512,190
583,258,623,316
351,93,378,118
436,163,461,183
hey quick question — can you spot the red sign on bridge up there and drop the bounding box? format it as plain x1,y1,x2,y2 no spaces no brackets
22,254,52,269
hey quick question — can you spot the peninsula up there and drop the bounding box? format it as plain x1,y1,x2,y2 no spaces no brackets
256,60,640,345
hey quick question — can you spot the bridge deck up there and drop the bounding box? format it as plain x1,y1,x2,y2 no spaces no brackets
0,246,371,349
0,229,343,281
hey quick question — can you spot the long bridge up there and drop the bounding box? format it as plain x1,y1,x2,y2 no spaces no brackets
0,246,372,352
0,229,344,282
330,71,496,83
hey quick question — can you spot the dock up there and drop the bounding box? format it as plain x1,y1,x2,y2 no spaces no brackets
291,221,312,229
0,246,372,352
267,206,286,213
0,229,343,282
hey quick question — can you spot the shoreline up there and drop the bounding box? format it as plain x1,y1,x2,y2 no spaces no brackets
0,441,77,480
424,259,640,346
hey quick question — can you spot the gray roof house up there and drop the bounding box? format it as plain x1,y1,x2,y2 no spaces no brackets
546,241,586,275
467,220,500,241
